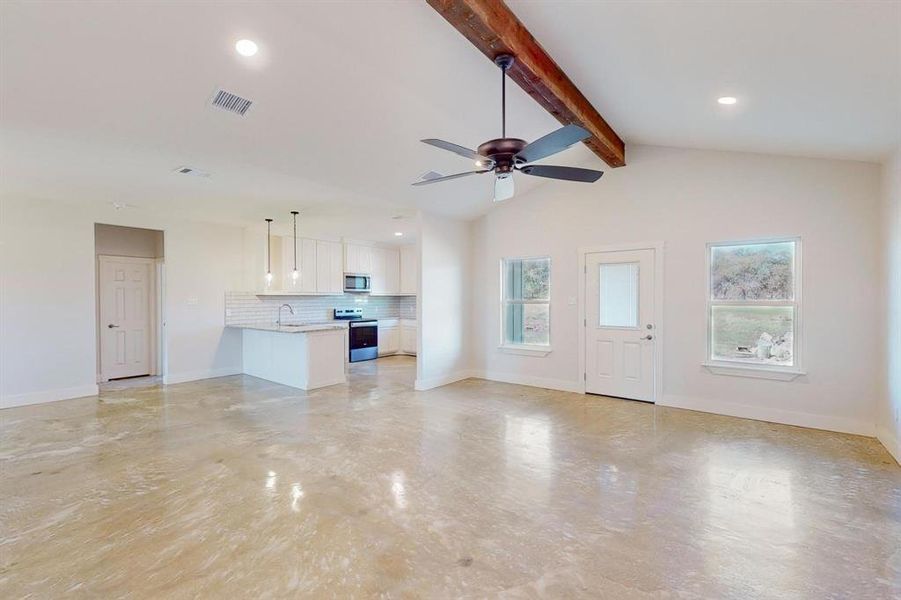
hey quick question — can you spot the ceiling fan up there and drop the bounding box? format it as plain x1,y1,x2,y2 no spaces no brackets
413,54,603,202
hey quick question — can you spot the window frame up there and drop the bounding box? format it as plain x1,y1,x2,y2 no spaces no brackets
499,256,552,355
704,237,805,380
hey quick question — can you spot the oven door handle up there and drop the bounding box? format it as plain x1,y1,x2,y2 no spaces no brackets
350,322,376,328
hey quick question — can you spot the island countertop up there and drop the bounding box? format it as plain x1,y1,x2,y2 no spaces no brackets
227,321,348,334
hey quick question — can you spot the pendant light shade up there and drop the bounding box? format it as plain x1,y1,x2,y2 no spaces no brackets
290,211,299,283
265,218,273,286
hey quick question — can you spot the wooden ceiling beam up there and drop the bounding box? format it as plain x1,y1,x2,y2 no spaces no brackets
426,0,626,167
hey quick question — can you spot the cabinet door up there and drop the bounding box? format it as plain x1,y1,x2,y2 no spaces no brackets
400,245,418,295
378,327,399,355
343,243,356,273
384,248,400,295
369,247,386,295
315,241,331,293
358,245,372,274
401,325,417,354
328,241,343,293
299,238,317,293
281,235,297,291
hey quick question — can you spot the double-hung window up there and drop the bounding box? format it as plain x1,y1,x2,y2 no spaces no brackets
501,257,550,349
706,238,802,378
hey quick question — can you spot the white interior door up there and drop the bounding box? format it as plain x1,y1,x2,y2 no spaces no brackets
100,256,153,380
585,249,656,401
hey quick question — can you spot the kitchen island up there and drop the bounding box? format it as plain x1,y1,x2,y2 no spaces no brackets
228,322,348,390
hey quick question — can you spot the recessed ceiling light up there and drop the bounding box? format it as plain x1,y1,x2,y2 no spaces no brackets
235,39,258,57
717,96,737,105
394,232,403,237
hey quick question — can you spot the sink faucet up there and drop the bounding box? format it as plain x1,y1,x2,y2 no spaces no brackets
277,303,294,326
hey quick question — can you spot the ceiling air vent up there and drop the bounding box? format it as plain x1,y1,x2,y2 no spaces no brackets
210,88,252,116
173,166,210,178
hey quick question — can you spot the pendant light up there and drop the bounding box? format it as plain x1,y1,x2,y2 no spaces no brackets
290,211,299,282
265,218,273,286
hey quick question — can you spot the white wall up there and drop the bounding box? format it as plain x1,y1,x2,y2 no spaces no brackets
470,145,882,435
94,223,163,258
416,212,472,390
878,148,901,461
0,196,244,407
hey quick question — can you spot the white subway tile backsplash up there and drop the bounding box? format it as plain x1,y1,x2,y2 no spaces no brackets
224,292,416,326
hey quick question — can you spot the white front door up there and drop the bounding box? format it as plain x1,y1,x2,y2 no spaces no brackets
99,256,153,380
585,249,656,401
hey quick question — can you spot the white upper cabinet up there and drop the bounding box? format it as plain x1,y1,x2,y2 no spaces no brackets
370,247,400,296
316,240,343,294
344,243,372,274
384,248,400,295
269,235,341,295
400,245,418,296
369,247,387,294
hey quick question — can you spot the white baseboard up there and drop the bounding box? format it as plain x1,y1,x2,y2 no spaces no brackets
306,375,348,390
876,424,900,465
163,367,242,386
660,393,875,437
1,384,99,410
414,370,476,391
470,370,584,394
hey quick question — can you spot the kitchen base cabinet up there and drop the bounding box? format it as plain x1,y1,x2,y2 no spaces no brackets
400,320,417,355
378,320,399,356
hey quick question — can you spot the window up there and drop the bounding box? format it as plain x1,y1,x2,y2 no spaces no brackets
599,262,639,328
501,257,550,349
706,239,802,376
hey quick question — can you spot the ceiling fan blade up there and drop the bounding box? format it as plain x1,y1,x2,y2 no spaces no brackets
421,139,493,166
514,124,591,164
411,170,489,186
519,164,603,183
494,175,515,202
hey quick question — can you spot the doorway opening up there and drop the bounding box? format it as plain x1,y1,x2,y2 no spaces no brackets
579,242,664,403
94,224,164,384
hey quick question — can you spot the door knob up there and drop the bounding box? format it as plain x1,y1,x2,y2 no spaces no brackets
108,324,119,328
640,334,653,340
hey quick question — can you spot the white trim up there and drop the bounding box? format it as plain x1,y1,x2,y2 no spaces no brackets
497,344,552,357
702,362,806,381
414,370,476,391
471,370,582,393
163,367,242,385
705,237,803,375
1,385,99,409
660,393,874,436
578,241,665,401
876,425,900,466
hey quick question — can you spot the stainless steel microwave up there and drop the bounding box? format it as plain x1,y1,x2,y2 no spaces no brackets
344,273,371,293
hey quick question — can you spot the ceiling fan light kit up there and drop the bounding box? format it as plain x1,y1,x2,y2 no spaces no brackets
414,54,604,203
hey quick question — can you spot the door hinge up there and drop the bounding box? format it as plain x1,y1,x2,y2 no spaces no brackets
584,372,587,381
583,318,587,326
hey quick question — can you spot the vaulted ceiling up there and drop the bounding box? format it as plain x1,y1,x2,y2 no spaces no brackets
1,1,898,225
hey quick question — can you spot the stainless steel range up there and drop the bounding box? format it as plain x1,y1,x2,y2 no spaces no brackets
334,308,378,362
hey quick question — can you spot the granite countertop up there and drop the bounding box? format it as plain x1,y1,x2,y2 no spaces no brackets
227,321,349,333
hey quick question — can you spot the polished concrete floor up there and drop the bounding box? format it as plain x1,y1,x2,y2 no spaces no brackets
2,356,899,598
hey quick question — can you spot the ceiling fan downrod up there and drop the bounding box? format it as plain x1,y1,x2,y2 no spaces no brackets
494,54,515,139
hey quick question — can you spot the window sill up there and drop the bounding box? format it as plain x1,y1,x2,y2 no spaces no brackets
498,344,552,357
703,362,806,381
